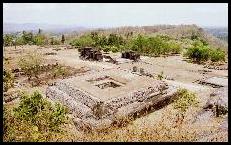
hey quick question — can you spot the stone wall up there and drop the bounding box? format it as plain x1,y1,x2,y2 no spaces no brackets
104,81,168,111
46,86,94,119
54,81,101,109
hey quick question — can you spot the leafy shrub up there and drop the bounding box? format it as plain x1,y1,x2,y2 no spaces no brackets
185,44,210,63
18,52,43,80
3,91,68,142
33,34,47,46
185,40,226,63
3,34,15,46
111,46,119,53
157,71,164,80
103,46,111,53
173,89,199,114
210,48,226,62
70,35,95,47
3,69,14,92
168,41,182,54
22,31,34,45
52,65,70,78
50,37,61,45
15,37,25,46
107,33,125,47
96,35,107,48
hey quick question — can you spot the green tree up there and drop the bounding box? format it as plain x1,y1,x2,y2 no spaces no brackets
3,34,14,46
185,41,210,63
38,28,42,34
22,31,34,45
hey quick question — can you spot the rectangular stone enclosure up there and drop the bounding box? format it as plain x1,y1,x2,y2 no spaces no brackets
46,69,177,131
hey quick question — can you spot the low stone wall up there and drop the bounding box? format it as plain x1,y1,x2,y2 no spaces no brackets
54,81,100,109
46,86,93,119
105,81,168,111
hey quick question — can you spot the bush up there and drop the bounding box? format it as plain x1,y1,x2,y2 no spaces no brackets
157,71,164,80
33,34,47,46
185,44,210,63
3,34,15,46
111,46,119,53
168,41,182,54
210,48,226,62
18,52,43,80
3,91,68,142
50,37,61,45
22,31,34,45
15,37,25,46
3,69,14,92
52,65,70,79
185,40,226,63
173,89,199,114
103,46,111,53
70,35,95,47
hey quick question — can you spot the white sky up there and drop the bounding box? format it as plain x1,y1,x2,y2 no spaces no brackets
3,3,228,27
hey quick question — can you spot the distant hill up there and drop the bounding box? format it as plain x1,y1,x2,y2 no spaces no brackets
203,27,228,42
3,23,88,34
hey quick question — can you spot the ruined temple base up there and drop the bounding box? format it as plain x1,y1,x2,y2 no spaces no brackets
46,69,178,132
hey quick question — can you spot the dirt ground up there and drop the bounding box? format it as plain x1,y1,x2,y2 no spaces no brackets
3,45,228,141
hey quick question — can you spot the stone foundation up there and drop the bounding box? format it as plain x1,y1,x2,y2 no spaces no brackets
46,69,178,131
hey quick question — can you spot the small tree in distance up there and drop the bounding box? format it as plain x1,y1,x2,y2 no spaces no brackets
38,28,42,35
61,34,65,44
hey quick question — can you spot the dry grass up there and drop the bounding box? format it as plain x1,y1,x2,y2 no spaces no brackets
51,104,225,142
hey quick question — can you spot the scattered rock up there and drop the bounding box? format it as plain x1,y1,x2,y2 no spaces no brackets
44,52,57,55
204,64,228,70
203,87,228,117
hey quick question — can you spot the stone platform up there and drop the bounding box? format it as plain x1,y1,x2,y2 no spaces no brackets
46,69,178,131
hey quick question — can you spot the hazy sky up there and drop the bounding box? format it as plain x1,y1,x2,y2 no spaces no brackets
3,3,228,27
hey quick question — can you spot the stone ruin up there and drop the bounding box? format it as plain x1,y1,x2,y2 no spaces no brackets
78,47,141,64
79,47,103,61
46,69,178,132
122,51,140,61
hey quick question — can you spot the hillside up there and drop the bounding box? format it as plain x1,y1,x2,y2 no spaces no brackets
82,25,228,51
204,27,228,42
